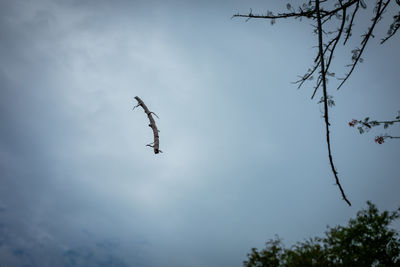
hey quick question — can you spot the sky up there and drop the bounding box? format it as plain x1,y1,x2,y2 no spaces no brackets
0,0,399,266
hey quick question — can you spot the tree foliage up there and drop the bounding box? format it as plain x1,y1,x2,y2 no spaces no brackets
244,201,400,266
234,0,400,205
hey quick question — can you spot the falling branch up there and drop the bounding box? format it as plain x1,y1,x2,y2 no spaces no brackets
133,96,161,154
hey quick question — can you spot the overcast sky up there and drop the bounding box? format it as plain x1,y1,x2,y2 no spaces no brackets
0,0,399,266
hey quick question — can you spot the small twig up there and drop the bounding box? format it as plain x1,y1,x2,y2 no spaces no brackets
320,0,358,18
373,119,400,124
324,2,346,72
294,36,336,93
381,13,400,44
134,96,161,154
381,24,400,43
150,112,159,119
375,135,400,144
343,0,360,45
384,135,400,139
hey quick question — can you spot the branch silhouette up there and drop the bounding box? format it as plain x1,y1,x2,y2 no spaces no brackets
233,0,399,205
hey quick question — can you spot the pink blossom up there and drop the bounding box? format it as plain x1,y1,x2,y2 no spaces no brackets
374,136,384,144
348,119,358,127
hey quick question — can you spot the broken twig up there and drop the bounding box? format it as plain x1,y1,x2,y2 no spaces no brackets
134,96,161,154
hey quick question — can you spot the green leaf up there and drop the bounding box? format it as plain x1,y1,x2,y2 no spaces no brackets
358,127,364,134
384,123,389,129
360,0,367,9
365,117,369,122
243,202,400,266
286,3,291,10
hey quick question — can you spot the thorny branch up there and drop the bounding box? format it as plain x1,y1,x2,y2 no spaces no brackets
294,37,335,92
232,9,316,21
231,0,359,21
337,0,390,90
133,96,161,154
233,0,399,205
311,1,347,100
316,0,351,206
234,0,398,94
320,0,358,17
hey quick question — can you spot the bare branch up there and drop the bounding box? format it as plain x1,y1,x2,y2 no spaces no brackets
232,0,359,22
375,135,400,144
381,23,400,43
295,35,337,94
320,1,347,85
383,135,400,139
316,0,351,206
337,0,390,91
293,63,320,89
233,0,397,205
232,9,316,21
134,96,161,154
320,0,359,18
311,27,345,99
